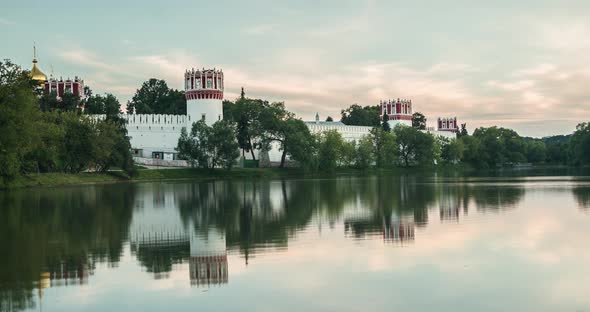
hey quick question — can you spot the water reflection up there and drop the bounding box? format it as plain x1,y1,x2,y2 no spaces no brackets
573,186,590,211
1,175,589,311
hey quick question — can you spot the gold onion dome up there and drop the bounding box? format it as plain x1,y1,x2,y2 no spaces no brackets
30,46,47,85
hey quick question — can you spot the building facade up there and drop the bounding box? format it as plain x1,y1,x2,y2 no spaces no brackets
44,77,84,98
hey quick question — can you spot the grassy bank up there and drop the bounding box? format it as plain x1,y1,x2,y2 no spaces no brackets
3,164,578,190
4,166,433,189
4,167,311,189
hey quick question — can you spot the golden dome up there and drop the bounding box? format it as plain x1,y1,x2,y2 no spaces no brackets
31,59,47,82
30,46,47,85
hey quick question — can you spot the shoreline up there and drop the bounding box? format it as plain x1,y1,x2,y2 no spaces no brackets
1,165,580,190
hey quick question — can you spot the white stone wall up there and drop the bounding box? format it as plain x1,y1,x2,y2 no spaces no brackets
306,122,373,142
125,114,187,157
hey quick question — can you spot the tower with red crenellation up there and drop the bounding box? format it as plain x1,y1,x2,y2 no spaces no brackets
380,98,413,128
437,117,458,132
184,68,224,126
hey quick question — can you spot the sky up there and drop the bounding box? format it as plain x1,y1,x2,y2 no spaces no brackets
1,0,589,137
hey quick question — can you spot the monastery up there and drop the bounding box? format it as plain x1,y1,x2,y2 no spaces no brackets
30,52,459,166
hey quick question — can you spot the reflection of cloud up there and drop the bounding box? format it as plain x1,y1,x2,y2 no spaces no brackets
0,17,14,25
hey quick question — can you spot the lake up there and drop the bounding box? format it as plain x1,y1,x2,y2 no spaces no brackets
2,172,590,311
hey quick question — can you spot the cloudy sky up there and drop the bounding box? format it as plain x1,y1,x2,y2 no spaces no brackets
2,0,589,137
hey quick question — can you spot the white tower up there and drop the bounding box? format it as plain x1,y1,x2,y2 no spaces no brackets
184,68,224,126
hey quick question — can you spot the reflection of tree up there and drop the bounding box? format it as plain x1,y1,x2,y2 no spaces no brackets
573,186,590,211
132,242,190,279
345,175,436,239
0,184,136,311
469,185,525,212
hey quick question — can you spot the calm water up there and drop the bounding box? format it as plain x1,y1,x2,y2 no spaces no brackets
2,173,590,311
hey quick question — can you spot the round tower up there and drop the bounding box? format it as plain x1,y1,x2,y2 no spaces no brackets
381,98,413,128
184,68,224,126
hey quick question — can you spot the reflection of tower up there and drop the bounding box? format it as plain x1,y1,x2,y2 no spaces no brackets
189,229,228,287
383,215,415,244
184,68,224,126
439,194,460,222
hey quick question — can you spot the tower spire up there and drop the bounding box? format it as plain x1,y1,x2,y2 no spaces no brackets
33,42,38,63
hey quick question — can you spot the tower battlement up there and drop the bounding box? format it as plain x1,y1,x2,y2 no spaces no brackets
184,68,224,99
437,117,458,132
381,98,413,127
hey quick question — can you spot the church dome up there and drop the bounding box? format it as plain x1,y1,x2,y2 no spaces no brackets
30,59,47,83
30,46,47,85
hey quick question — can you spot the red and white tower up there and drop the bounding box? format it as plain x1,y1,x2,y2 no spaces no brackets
184,68,224,126
381,98,413,128
44,76,84,98
437,117,458,132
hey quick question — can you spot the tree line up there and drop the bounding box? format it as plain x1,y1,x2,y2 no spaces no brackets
337,102,588,168
177,96,590,171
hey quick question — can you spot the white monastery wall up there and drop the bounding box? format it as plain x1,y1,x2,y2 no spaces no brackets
306,122,373,142
125,114,186,158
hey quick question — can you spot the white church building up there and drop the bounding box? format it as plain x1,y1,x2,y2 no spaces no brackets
119,67,458,165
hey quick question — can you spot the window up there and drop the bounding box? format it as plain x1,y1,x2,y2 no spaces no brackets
207,78,213,88
218,114,221,121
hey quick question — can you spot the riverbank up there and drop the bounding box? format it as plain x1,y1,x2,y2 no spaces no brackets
3,164,580,190
3,168,291,189
4,167,390,189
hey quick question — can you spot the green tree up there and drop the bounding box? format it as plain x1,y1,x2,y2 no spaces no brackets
325,116,334,122
23,112,65,173
39,91,59,112
458,123,468,137
394,125,435,167
279,118,316,169
341,141,356,167
0,60,39,185
440,137,464,164
340,104,380,126
60,92,81,112
177,120,213,168
412,112,427,130
355,135,374,169
472,126,526,167
318,130,346,171
84,93,121,115
210,120,240,170
371,128,397,168
525,140,546,163
459,135,483,168
381,113,391,132
60,113,96,173
229,97,268,160
84,93,105,114
569,122,590,166
126,79,186,114
176,127,195,166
